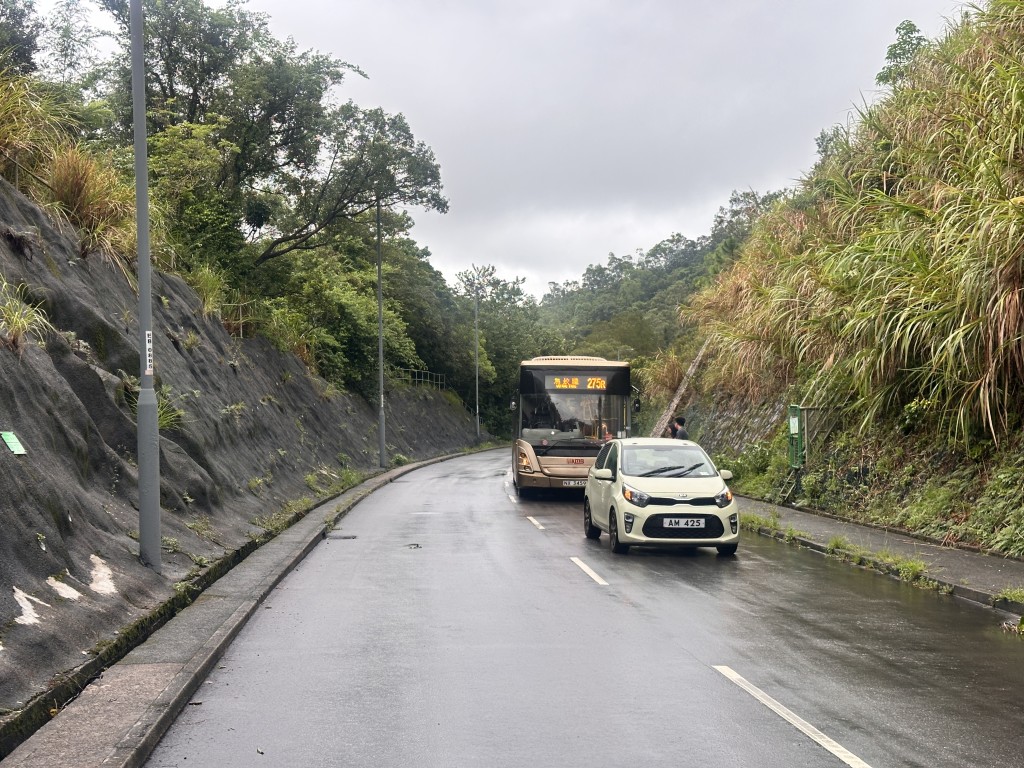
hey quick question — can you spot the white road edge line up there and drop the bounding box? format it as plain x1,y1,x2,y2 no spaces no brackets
570,557,608,586
526,516,545,530
713,666,872,768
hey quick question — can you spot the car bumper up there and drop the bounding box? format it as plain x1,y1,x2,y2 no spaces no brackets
617,505,739,547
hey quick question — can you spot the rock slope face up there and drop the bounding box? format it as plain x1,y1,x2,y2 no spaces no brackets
0,179,479,714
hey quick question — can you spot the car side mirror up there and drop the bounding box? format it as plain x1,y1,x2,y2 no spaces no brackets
719,469,733,481
593,468,614,481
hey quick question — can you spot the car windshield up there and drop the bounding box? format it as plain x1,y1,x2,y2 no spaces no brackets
621,445,718,478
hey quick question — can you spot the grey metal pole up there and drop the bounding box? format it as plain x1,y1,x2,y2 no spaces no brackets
474,289,480,439
376,198,387,468
130,0,160,572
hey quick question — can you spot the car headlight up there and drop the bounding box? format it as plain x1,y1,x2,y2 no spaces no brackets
714,486,734,508
622,483,650,507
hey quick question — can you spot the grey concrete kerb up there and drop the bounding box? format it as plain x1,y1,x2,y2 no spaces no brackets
0,451,469,768
739,496,1024,622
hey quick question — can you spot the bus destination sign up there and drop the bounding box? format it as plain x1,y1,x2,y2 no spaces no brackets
546,375,608,392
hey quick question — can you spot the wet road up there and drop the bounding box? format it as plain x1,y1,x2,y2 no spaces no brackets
145,450,1024,768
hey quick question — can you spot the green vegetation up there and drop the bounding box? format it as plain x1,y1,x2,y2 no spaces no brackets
995,587,1024,605
687,3,1024,445
116,373,188,433
740,510,780,534
185,516,217,542
221,401,247,420
678,3,1024,558
0,276,55,352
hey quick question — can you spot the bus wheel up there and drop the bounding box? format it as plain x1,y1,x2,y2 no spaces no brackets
609,512,630,554
516,481,531,499
584,499,601,539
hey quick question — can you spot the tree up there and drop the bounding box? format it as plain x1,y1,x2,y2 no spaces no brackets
814,124,848,165
252,104,447,267
456,265,558,436
876,20,927,87
95,0,444,276
0,0,42,74
40,0,103,87
146,117,245,267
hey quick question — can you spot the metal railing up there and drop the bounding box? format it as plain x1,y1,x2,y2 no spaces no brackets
394,367,446,390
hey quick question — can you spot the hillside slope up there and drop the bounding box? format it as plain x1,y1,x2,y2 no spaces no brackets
0,179,480,720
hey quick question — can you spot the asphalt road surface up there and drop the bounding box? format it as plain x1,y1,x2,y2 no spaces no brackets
145,450,1024,768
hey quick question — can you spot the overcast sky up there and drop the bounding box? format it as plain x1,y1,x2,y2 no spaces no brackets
234,2,961,296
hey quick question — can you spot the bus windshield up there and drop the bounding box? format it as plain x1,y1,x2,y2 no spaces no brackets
519,391,628,445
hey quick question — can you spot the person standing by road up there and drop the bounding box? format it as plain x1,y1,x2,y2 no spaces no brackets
673,416,689,440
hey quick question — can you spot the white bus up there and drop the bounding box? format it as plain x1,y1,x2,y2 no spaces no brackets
512,356,632,496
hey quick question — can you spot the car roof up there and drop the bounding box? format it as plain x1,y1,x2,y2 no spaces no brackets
614,437,699,446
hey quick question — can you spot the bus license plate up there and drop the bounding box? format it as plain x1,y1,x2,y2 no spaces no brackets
664,518,704,528
562,480,587,487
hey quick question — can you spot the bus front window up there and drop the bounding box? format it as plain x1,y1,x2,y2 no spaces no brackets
519,394,626,443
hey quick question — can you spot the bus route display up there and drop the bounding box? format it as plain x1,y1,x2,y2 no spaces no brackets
545,375,608,392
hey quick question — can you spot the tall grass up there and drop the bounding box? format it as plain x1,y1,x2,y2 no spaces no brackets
0,69,69,189
45,145,137,283
0,276,55,353
687,1,1024,444
186,263,227,317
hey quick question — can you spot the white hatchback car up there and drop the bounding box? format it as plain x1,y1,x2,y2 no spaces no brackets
583,438,739,555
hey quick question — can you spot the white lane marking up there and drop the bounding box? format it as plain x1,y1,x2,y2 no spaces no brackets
570,557,609,586
526,516,545,530
714,665,873,768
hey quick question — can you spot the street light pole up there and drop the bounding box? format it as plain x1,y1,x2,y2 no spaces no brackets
376,198,387,469
474,286,480,440
130,0,160,572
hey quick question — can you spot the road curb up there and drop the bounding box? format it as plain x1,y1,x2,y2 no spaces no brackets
746,524,1024,622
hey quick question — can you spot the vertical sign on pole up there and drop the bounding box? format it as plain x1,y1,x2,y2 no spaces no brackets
787,404,804,469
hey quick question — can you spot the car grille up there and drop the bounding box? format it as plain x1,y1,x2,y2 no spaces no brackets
646,496,717,507
641,514,725,539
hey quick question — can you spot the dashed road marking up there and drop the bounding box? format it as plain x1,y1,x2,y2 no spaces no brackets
714,665,873,768
526,516,545,530
570,557,608,586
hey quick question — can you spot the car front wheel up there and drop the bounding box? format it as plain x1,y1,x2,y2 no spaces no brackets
583,499,601,539
609,511,630,555
717,543,738,556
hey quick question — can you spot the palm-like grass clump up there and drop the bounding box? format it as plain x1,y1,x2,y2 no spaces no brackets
688,0,1024,443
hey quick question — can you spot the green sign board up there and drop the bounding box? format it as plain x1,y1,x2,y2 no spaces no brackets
1,431,26,455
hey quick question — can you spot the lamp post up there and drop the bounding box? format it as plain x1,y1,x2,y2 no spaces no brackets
376,198,387,469
474,286,480,440
130,0,160,572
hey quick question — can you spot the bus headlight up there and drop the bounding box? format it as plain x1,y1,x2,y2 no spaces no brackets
517,449,534,473
622,483,650,507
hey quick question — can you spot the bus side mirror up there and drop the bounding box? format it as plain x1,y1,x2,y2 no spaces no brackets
510,399,517,411
633,398,641,412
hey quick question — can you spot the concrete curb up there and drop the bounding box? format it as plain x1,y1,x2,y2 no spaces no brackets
745,524,1024,621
